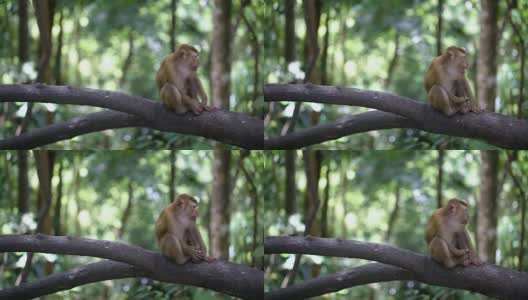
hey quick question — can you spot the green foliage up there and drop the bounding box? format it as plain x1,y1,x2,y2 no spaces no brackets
0,150,260,299
0,0,260,149
264,150,526,299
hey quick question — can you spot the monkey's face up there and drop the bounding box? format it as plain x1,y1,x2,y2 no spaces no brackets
186,51,200,71
452,205,469,225
189,202,198,221
451,54,468,78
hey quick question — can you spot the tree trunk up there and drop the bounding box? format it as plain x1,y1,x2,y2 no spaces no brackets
284,150,296,217
321,161,330,237
478,151,498,264
54,6,63,85
16,150,54,285
476,0,499,265
477,0,498,112
436,149,444,208
282,150,322,287
17,150,30,216
210,0,232,261
119,30,135,89
384,31,400,90
170,0,178,52
384,183,401,242
436,0,444,56
118,181,133,239
53,157,63,236
169,150,176,202
284,0,295,64
18,0,30,66
18,0,55,135
211,148,231,260
320,9,330,85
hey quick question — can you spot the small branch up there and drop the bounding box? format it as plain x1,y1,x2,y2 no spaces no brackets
264,83,528,149
0,84,263,149
265,111,416,149
266,263,413,300
0,234,263,299
265,236,528,299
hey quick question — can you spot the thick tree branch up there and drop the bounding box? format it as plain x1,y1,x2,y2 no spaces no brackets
266,263,413,300
0,84,263,149
265,111,417,149
1,260,146,300
0,234,263,299
264,83,528,149
264,236,528,299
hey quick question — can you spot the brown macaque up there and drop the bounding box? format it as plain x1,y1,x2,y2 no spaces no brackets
425,199,482,269
155,194,215,264
156,44,216,115
424,46,481,116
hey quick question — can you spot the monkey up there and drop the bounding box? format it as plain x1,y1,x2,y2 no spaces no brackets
425,198,482,269
155,194,215,264
156,44,216,115
424,46,481,116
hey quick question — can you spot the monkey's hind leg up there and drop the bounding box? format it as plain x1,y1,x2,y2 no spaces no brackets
429,237,458,268
182,95,203,115
160,84,187,114
160,235,190,264
428,85,457,117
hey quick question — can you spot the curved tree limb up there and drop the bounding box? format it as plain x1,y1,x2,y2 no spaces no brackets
264,236,528,299
264,83,528,149
266,263,413,300
1,260,146,300
265,111,417,149
0,84,263,149
0,234,263,299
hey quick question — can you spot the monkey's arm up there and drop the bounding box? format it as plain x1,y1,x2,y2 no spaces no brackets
194,77,208,104
155,211,168,241
437,228,467,257
459,79,482,112
460,231,482,265
194,77,216,112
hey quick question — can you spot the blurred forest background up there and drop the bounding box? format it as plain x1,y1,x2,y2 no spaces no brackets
0,150,263,299
0,0,263,149
264,150,527,299
264,0,527,149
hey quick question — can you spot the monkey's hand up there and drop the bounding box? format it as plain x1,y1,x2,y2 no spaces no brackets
204,256,216,263
470,255,482,266
189,246,205,261
202,102,217,112
451,247,467,257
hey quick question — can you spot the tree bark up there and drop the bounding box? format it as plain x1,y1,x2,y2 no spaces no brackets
170,0,178,52
16,150,54,285
17,0,30,66
53,157,63,235
0,84,263,149
17,150,30,215
284,150,296,217
478,151,498,264
477,0,499,112
210,0,232,261
169,150,176,202
264,84,528,149
118,181,133,239
265,236,528,300
0,234,263,299
436,149,444,208
284,0,295,64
